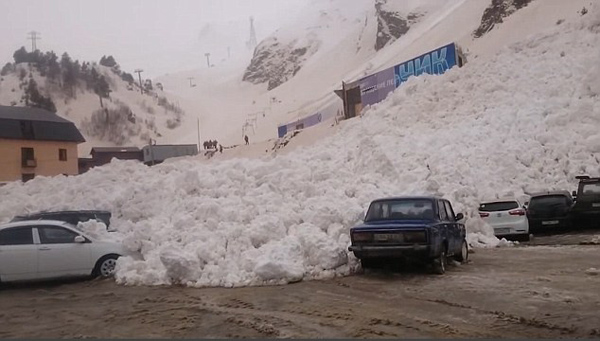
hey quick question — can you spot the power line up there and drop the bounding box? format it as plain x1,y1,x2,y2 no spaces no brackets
27,31,41,51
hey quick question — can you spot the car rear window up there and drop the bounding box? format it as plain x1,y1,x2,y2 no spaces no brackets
479,201,519,212
581,183,600,195
529,195,569,208
365,199,434,222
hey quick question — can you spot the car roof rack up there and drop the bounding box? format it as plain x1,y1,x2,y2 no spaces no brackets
576,175,600,182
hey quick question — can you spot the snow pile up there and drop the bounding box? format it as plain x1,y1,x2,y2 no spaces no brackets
588,235,600,245
465,217,513,248
585,268,600,276
0,6,599,287
75,220,120,242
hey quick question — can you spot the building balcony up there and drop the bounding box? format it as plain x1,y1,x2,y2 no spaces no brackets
22,159,37,168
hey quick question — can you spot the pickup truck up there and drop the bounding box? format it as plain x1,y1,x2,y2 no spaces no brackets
348,196,468,274
570,176,600,228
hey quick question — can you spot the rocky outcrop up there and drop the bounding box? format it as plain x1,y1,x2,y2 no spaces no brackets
375,0,421,51
242,37,319,91
473,0,534,38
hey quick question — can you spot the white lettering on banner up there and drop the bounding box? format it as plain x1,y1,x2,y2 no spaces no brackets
395,47,449,85
414,54,431,75
431,48,449,73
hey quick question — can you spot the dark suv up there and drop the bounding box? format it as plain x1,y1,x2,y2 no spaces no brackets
10,210,112,230
571,176,600,228
526,191,573,233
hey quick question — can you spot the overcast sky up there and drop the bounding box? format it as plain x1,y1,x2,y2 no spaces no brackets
0,0,308,77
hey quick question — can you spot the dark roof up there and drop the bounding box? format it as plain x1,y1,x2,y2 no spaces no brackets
144,144,198,147
0,105,85,143
529,190,572,198
372,196,441,202
91,147,141,154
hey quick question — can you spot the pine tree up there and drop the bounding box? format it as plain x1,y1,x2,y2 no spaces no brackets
13,47,29,64
0,63,13,76
99,55,117,67
61,53,77,97
25,79,56,112
46,52,60,82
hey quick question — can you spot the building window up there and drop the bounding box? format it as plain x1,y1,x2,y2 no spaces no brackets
21,147,35,167
22,173,35,182
59,148,67,161
20,120,35,139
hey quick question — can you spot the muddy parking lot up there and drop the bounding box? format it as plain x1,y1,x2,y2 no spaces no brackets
1,232,599,339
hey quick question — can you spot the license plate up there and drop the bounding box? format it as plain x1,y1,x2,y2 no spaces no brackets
374,233,401,242
593,203,600,208
542,220,559,225
494,228,510,235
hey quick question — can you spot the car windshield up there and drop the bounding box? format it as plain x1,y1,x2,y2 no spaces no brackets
365,199,434,222
479,201,519,212
529,195,568,209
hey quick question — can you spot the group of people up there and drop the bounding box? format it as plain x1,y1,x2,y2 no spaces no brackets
203,140,223,153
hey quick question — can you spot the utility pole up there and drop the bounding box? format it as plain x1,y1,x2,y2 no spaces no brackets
247,17,257,51
134,69,144,95
197,117,201,152
204,53,211,68
27,31,41,51
187,77,195,87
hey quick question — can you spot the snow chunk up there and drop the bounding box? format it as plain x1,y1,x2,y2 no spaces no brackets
585,268,600,276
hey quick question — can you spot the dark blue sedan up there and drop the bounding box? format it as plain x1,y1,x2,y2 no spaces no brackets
348,196,468,274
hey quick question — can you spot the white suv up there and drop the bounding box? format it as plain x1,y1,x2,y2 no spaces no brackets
478,199,530,241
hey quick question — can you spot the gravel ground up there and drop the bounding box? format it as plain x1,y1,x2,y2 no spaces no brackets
1,232,599,339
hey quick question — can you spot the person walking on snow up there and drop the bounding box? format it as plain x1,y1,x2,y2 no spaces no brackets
244,135,249,145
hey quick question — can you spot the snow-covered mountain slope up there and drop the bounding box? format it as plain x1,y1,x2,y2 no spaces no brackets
0,3,598,287
0,61,188,156
157,0,586,149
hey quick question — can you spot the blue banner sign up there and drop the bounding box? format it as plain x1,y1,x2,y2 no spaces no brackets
360,43,457,107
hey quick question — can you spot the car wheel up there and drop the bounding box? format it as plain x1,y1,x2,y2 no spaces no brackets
520,234,531,242
454,240,469,263
93,254,119,278
432,246,447,275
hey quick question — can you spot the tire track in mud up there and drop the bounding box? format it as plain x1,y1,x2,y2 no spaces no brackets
187,290,490,338
414,297,581,336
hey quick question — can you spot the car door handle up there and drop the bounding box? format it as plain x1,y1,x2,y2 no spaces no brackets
38,247,51,251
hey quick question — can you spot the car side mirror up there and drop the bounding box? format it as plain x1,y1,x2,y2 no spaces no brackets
455,213,464,221
74,235,86,243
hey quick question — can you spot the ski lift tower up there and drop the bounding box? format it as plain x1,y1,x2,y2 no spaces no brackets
246,16,258,51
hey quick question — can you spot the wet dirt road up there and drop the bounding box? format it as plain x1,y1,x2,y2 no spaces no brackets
1,233,599,339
